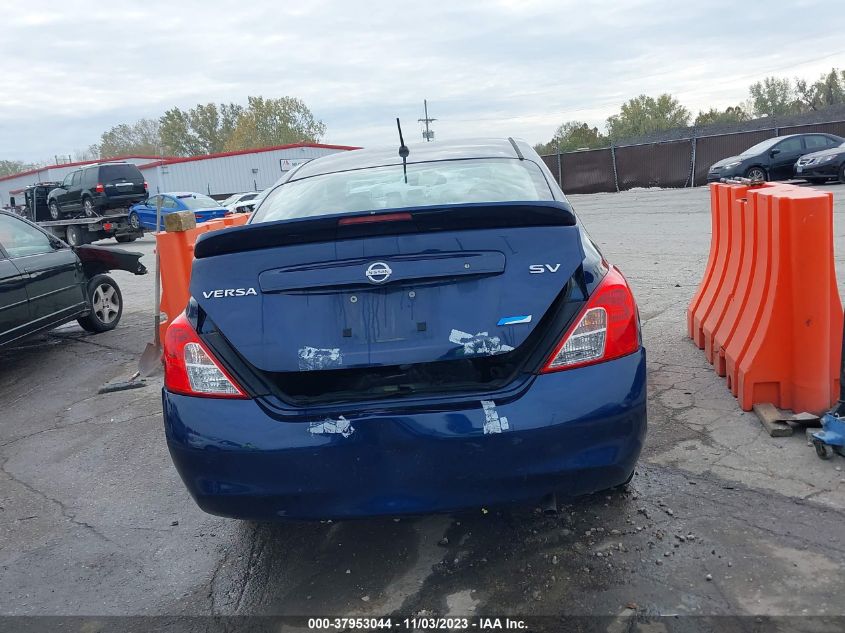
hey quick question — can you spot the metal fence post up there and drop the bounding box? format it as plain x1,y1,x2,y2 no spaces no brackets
557,144,562,188
689,134,697,188
610,144,620,193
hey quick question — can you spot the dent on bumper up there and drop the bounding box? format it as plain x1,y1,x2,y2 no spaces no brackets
163,350,647,519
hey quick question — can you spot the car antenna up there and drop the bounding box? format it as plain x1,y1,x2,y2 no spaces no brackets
396,118,409,184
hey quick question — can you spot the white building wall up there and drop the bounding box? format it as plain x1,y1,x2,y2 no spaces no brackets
142,146,350,196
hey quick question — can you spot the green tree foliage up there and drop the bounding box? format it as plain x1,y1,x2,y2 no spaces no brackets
606,94,690,141
0,159,33,177
96,118,162,157
224,96,326,151
534,121,607,155
796,68,845,111
693,105,750,127
748,77,801,117
160,102,243,156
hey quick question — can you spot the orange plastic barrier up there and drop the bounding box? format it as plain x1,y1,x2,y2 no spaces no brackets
687,182,842,414
156,214,250,341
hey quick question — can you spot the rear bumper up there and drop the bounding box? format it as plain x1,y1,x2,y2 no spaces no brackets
194,211,228,223
95,193,146,209
163,350,647,520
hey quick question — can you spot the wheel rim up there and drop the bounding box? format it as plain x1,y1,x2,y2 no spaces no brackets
129,213,140,229
748,168,765,180
84,200,95,217
50,203,59,219
92,283,119,324
67,229,79,246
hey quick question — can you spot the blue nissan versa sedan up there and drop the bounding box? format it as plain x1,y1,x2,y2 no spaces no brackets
162,139,647,520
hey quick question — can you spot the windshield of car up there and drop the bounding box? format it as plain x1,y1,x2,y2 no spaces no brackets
176,194,221,210
740,137,782,156
220,194,241,206
252,158,554,223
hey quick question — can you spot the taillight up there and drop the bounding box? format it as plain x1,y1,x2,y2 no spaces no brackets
163,313,247,398
143,181,148,190
541,266,640,373
95,183,105,193
338,212,412,226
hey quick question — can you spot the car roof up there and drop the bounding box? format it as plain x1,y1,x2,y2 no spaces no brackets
81,162,132,169
775,133,841,140
291,138,533,180
160,191,211,197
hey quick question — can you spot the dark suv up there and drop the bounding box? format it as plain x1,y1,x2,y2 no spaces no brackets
47,162,147,220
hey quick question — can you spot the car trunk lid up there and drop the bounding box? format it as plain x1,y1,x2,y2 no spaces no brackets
190,202,584,373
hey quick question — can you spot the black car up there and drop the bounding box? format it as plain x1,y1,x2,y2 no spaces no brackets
707,133,844,182
0,211,146,346
794,141,845,183
47,162,148,220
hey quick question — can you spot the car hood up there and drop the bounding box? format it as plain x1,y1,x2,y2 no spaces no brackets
801,147,845,160
710,155,744,169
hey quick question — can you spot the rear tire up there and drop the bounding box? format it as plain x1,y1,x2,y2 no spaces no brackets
77,274,123,333
83,197,98,217
49,201,61,220
839,164,845,184
66,225,85,247
115,235,136,243
128,211,141,230
745,167,767,181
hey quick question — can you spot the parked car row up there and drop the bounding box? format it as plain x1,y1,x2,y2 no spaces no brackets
707,133,845,184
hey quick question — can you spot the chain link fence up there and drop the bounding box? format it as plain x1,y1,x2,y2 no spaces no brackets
541,119,845,194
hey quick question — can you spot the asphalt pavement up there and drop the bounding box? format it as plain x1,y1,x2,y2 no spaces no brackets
1,185,845,624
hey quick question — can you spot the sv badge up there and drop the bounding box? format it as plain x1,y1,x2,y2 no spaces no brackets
528,264,561,274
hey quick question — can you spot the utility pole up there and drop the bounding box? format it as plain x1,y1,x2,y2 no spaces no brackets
418,99,436,142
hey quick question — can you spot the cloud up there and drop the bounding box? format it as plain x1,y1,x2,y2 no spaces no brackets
1,0,842,161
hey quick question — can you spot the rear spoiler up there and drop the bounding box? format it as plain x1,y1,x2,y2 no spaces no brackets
194,201,578,259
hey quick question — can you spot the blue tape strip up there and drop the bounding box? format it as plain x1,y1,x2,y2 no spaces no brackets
497,315,532,326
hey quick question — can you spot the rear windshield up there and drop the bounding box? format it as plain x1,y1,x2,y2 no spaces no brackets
177,194,220,210
252,158,554,223
100,164,143,182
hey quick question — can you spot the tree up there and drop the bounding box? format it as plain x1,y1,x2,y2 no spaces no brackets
224,96,326,151
97,118,162,157
160,102,243,156
693,105,750,127
0,160,35,177
534,121,607,155
73,145,100,162
796,68,845,112
748,77,800,117
606,94,690,142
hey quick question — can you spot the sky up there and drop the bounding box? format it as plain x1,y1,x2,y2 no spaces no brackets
2,0,845,162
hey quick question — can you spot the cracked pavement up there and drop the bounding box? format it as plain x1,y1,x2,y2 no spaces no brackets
1,185,845,620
